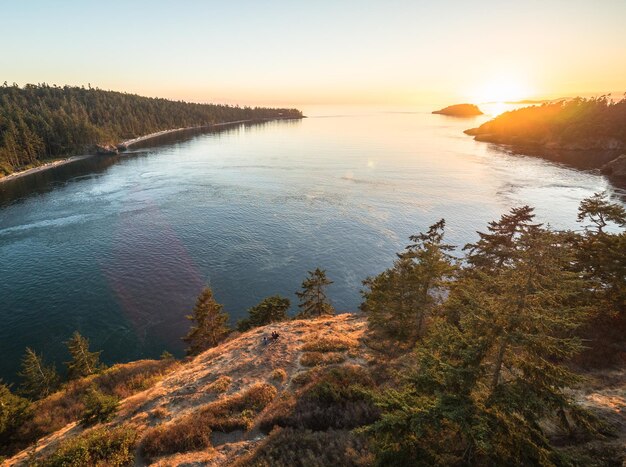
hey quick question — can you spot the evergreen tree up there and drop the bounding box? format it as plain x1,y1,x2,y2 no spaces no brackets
64,331,103,380
575,192,626,314
367,225,594,466
18,348,60,400
463,205,541,271
0,382,31,449
361,220,456,341
237,295,290,332
296,268,334,318
182,287,231,356
577,191,626,234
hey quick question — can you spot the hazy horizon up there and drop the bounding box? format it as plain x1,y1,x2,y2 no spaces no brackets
3,0,625,107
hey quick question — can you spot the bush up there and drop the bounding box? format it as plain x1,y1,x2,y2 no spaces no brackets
259,366,378,433
141,419,213,461
233,427,373,467
36,425,137,467
300,352,346,367
270,368,288,383
301,334,356,353
80,387,119,426
207,375,232,393
0,383,31,453
141,383,277,459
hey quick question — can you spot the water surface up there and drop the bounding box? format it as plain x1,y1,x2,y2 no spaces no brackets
1,106,623,382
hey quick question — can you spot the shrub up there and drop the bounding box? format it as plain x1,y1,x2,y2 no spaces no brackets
259,366,378,433
300,352,346,367
0,383,31,453
233,427,373,467
141,383,277,459
207,375,232,393
141,419,213,461
37,425,137,467
80,386,119,426
270,368,288,383
301,334,356,353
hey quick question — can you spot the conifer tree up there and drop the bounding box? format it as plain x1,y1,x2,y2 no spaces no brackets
0,382,31,447
18,348,60,400
463,205,541,270
367,224,594,465
64,331,103,380
182,287,231,356
296,268,334,318
237,295,290,332
361,219,456,341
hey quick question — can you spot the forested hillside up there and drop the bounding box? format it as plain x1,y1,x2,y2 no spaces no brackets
465,97,626,153
0,83,302,175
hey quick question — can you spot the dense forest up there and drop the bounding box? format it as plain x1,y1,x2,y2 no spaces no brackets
465,97,626,154
0,83,302,175
1,193,624,465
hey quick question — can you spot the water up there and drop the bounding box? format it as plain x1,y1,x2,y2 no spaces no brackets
1,106,623,382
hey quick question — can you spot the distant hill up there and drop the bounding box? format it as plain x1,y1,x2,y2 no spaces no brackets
0,84,302,176
432,103,483,116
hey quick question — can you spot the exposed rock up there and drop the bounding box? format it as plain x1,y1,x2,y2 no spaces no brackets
95,144,119,155
602,154,626,177
433,103,483,117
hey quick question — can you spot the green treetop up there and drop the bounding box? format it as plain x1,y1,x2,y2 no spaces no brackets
237,295,291,332
18,348,60,400
64,331,103,380
182,287,231,356
296,268,334,318
361,219,456,342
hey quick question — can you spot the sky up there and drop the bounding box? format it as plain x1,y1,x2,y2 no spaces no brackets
2,0,625,106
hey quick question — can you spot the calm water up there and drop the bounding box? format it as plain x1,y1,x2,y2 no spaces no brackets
1,106,624,382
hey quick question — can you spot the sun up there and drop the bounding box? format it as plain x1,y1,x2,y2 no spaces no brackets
469,75,531,103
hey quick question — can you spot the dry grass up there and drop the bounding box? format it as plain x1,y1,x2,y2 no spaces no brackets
300,352,346,367
301,334,357,353
141,383,277,460
6,359,177,456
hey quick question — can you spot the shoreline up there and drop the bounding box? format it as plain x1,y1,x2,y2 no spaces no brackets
0,118,298,185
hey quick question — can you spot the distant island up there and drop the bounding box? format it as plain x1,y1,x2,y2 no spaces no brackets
465,97,626,178
0,84,303,178
432,103,483,116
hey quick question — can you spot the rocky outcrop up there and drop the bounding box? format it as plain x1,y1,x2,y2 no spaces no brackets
433,103,483,117
94,144,119,155
602,154,626,178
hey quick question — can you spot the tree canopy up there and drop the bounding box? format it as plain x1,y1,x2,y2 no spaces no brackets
0,83,302,175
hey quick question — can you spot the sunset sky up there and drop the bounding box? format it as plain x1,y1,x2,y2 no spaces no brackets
3,0,625,106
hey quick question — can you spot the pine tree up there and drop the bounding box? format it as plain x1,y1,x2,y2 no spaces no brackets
463,205,541,271
237,295,290,332
576,192,626,314
0,382,31,448
182,287,231,356
577,191,626,234
296,268,334,318
367,225,595,465
18,348,60,400
64,331,103,380
361,219,456,341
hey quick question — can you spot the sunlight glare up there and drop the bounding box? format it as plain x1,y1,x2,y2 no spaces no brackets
470,75,532,104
